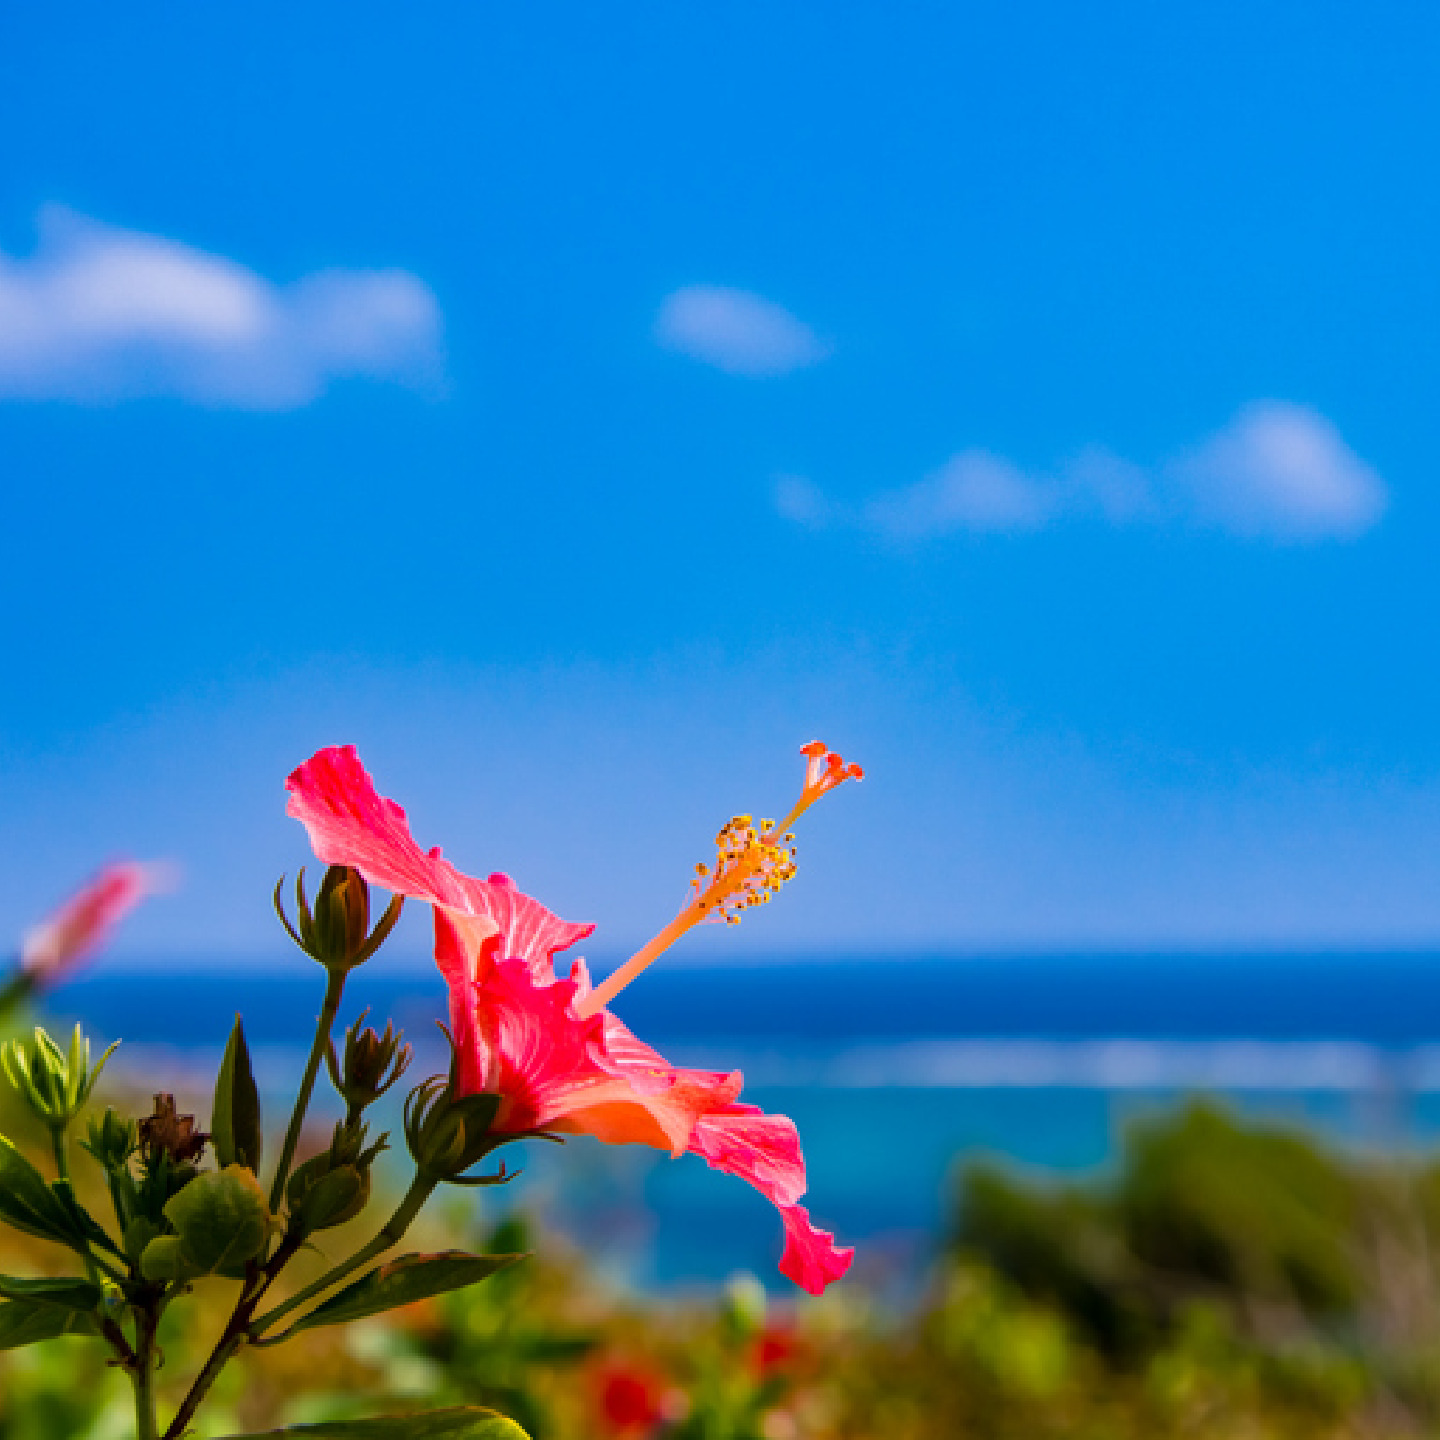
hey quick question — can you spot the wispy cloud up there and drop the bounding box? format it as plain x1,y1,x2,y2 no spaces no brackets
655,284,828,376
781,402,1387,543
0,208,442,408
863,451,1055,537
1172,402,1387,540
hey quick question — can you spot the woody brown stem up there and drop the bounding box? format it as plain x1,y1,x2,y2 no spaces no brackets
160,1234,304,1440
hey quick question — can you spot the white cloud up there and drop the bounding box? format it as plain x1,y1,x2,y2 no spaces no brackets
1172,401,1387,540
783,401,1387,544
0,207,442,407
655,284,828,376
863,450,1053,537
773,473,835,527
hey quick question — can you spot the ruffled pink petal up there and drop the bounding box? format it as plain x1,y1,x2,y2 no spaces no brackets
22,861,157,981
689,1103,807,1208
594,1010,743,1152
433,907,496,1094
462,960,738,1155
285,745,468,909
466,959,606,1129
778,1205,854,1295
287,748,594,991
689,1103,853,1293
450,870,594,983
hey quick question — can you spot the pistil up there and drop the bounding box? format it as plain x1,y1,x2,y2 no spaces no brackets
574,743,861,1018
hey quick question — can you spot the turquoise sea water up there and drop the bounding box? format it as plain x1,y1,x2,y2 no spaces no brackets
37,955,1440,1290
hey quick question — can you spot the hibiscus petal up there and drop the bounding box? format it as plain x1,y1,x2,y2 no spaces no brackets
288,748,594,989
285,745,468,908
689,1104,853,1293
465,961,735,1155
467,960,606,1129
433,908,497,1095
689,1103,807,1208
778,1205,855,1295
451,870,594,983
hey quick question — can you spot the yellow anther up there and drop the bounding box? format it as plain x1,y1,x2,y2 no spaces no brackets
573,740,862,1019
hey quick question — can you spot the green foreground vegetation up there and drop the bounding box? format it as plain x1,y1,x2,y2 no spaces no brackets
7,1095,1440,1439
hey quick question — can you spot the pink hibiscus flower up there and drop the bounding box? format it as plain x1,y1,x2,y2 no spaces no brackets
285,742,859,1294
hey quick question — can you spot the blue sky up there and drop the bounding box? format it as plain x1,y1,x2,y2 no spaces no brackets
2,2,1439,965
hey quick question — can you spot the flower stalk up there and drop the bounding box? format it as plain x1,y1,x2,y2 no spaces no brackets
267,964,347,1213
249,1170,437,1341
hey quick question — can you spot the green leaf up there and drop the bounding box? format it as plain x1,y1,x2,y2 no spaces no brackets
0,1298,98,1350
219,1407,529,1438
49,1177,125,1258
163,1165,270,1277
0,1135,94,1251
0,1275,102,1311
0,1135,69,1241
270,1251,523,1340
213,1017,262,1173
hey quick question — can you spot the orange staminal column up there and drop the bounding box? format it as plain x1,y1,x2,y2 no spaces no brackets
576,816,796,1018
574,743,861,1020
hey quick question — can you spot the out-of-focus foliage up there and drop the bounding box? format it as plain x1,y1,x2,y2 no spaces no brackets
12,1097,1440,1437
958,1103,1367,1358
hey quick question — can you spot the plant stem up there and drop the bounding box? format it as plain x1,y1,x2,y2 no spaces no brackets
160,1236,299,1440
51,1125,102,1286
162,968,347,1439
164,1168,434,1439
49,1126,69,1182
268,966,347,1213
99,1314,138,1370
249,1171,437,1340
132,1308,160,1440
0,965,34,1025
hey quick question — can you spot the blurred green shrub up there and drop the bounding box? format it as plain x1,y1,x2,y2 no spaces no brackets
957,1102,1365,1356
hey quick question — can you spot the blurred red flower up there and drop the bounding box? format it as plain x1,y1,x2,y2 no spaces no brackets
755,1323,802,1377
596,1362,667,1434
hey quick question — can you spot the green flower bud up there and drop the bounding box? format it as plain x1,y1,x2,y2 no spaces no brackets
81,1106,138,1171
325,1010,413,1121
723,1271,767,1340
0,1024,116,1133
402,1077,512,1185
273,866,404,973
82,1105,143,1229
286,1120,387,1232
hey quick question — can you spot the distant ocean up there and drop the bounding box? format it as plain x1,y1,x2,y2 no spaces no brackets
36,953,1440,1291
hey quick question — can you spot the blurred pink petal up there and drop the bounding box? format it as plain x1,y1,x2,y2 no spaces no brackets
21,861,159,982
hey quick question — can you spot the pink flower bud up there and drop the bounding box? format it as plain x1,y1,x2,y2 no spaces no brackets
21,861,165,983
